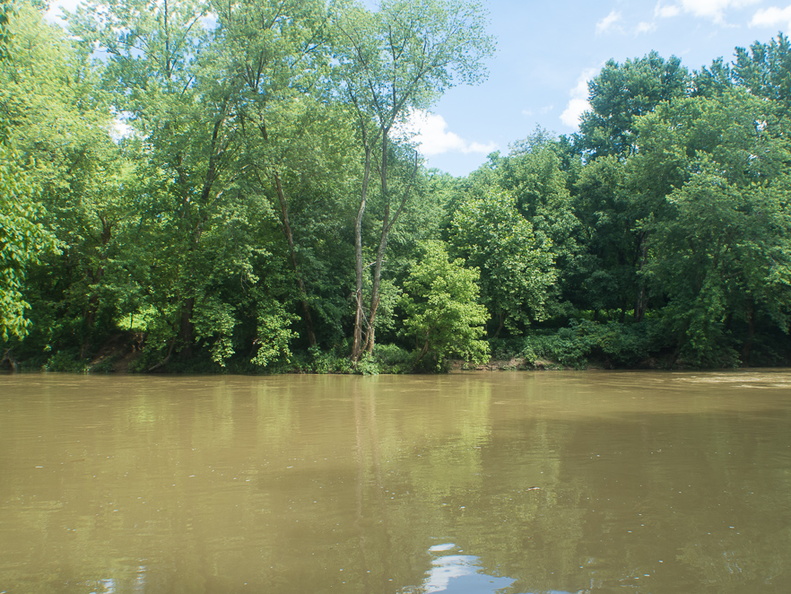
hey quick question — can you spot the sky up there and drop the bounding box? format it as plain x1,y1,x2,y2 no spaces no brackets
411,0,791,175
46,0,791,176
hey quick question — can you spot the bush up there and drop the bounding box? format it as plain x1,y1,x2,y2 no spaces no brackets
372,343,412,374
519,320,653,368
44,349,87,373
291,345,353,374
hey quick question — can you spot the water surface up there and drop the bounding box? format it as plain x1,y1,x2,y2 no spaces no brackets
1,371,790,592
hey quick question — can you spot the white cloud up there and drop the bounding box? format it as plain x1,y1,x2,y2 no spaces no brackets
560,98,590,128
598,8,657,37
659,0,761,23
422,555,479,593
596,10,623,34
560,68,599,129
396,110,497,156
751,5,791,29
655,2,682,18
636,21,658,34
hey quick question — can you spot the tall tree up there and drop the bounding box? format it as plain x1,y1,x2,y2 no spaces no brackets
334,0,494,361
634,89,791,363
491,133,581,307
733,33,791,110
0,1,122,356
212,0,353,348
71,0,255,366
578,51,690,158
448,189,556,337
0,145,59,343
572,155,639,318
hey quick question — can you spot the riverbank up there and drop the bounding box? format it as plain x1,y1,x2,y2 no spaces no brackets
5,315,790,374
4,335,770,375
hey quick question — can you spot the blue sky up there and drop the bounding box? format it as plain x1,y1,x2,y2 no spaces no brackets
47,0,791,176
411,0,791,175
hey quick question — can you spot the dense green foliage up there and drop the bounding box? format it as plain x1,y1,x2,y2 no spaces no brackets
1,1,790,372
401,240,489,370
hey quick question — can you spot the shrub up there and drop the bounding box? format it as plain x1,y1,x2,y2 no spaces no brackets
401,241,490,371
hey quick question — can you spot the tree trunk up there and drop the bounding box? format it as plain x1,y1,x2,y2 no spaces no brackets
178,296,196,358
351,143,373,362
742,303,754,365
362,232,387,354
361,134,389,356
634,234,649,322
362,145,418,355
492,312,505,340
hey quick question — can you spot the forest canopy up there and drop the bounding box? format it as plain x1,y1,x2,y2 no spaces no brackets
1,0,790,373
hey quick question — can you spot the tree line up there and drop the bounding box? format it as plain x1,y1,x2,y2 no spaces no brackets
1,0,790,372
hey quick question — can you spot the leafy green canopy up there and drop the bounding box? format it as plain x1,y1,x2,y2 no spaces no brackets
634,90,791,365
579,51,690,158
6,0,791,371
449,189,556,336
401,240,489,370
0,146,59,341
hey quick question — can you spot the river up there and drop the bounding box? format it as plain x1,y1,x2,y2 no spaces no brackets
1,371,791,592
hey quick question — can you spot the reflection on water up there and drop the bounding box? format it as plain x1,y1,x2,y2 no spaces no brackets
405,543,585,593
1,371,791,592
418,543,514,593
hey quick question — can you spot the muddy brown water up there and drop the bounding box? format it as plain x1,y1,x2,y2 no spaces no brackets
1,371,791,593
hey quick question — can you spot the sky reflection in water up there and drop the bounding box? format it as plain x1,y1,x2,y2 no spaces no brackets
410,543,578,594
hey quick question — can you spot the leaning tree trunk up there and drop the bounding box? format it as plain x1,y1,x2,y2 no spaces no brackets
362,144,418,355
351,143,373,362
